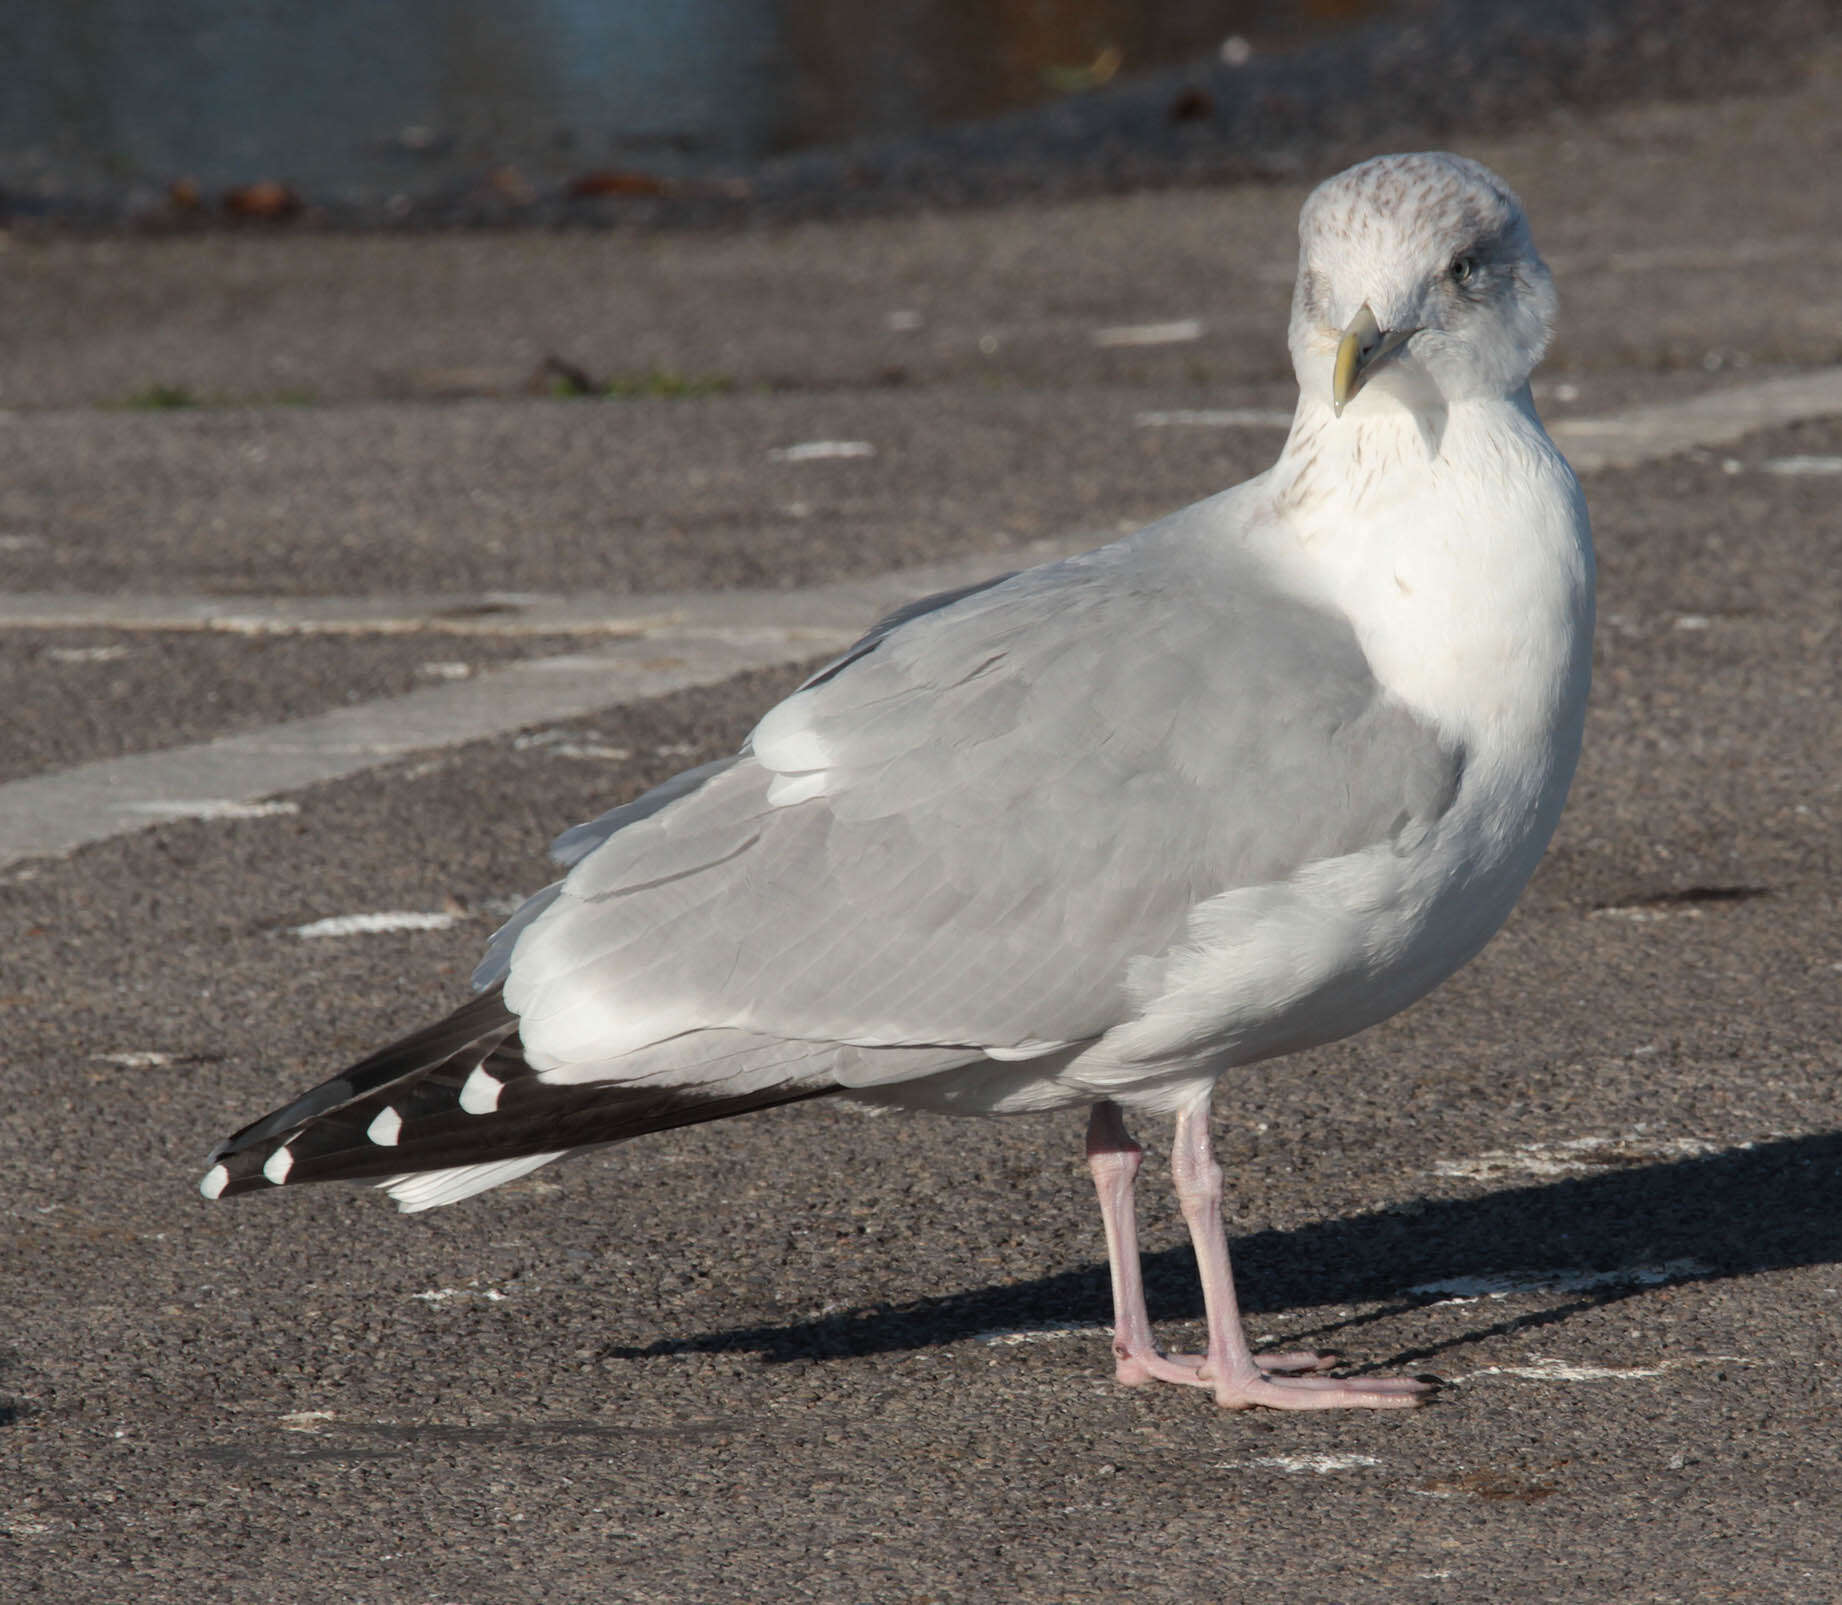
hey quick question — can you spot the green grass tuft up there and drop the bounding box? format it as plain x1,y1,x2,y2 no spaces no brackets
116,383,200,411
600,367,735,401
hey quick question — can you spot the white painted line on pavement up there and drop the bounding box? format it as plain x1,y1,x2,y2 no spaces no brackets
1431,1133,1727,1181
291,912,463,938
6,369,1842,647
118,798,302,822
0,591,719,637
1134,408,1293,429
0,541,1085,639
7,366,1841,870
1458,1358,1669,1382
1409,1259,1712,1303
768,440,875,461
1552,367,1842,470
1214,1454,1381,1474
1092,319,1203,347
975,1322,1103,1347
0,546,1088,870
0,630,837,869
1763,454,1842,475
45,644,134,663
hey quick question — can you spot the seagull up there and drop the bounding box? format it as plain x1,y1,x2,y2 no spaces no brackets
201,152,1593,1411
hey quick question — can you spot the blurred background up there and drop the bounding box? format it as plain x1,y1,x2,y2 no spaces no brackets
5,0,1407,210
0,0,1827,222
1,1,1400,199
6,5,1842,1602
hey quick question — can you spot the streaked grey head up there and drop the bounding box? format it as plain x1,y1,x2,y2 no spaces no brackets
1288,152,1557,416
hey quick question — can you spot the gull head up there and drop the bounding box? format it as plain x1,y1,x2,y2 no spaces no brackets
1287,152,1557,419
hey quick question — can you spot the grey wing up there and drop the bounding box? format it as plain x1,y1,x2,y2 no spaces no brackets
469,580,1017,995
795,572,1018,693
471,757,742,991
496,525,1460,1081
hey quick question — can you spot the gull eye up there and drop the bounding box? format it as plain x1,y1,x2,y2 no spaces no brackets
1449,255,1478,286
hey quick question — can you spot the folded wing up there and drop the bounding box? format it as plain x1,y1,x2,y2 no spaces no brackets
505,518,1461,1083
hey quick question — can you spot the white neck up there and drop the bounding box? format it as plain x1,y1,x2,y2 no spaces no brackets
1257,388,1594,765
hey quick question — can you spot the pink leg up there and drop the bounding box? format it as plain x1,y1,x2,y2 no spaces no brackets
1085,1101,1334,1389
1168,1096,1430,1410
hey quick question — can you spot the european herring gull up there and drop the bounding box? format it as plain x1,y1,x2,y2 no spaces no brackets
201,152,1593,1411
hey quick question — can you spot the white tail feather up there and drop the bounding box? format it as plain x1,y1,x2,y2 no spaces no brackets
379,1151,566,1212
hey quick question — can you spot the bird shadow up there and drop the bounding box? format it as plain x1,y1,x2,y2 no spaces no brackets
601,1131,1841,1370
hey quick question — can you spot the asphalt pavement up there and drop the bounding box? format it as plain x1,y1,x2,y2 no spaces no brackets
3,38,1841,1605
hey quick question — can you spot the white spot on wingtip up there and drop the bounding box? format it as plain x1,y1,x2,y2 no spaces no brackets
459,1066,503,1115
199,1164,229,1200
261,1146,294,1185
367,1106,403,1146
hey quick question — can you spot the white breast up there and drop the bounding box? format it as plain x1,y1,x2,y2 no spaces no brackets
1062,393,1594,1113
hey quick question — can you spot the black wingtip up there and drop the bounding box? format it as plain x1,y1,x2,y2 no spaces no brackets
201,989,519,1192
200,988,839,1204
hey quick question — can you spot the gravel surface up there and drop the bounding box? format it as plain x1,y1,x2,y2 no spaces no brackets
0,632,602,786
